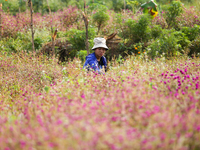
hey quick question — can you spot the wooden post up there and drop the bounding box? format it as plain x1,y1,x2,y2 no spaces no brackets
84,0,86,13
28,0,35,52
83,0,89,55
82,12,89,56
52,29,57,57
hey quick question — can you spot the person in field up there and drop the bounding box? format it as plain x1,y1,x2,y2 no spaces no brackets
83,38,108,74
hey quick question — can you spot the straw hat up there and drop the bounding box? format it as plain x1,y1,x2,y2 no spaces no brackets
92,38,108,50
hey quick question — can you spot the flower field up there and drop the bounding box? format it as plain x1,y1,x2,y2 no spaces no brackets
0,52,200,150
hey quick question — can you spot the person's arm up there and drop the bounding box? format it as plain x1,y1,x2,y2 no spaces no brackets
83,59,102,73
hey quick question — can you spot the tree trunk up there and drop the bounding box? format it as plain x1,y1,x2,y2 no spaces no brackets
82,12,89,55
52,29,57,57
85,21,89,55
97,24,101,35
28,0,35,52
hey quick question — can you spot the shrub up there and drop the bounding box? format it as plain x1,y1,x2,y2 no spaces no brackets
146,29,182,59
126,0,140,14
88,1,108,11
181,25,200,41
117,42,144,57
0,37,24,53
188,37,200,56
111,0,124,12
1,0,20,15
151,25,163,39
76,50,88,62
92,5,110,35
123,14,151,44
34,37,44,50
171,31,190,50
68,0,85,10
66,28,96,51
2,0,70,14
42,0,67,13
164,1,183,29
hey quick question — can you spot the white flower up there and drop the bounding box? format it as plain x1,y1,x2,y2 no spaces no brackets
62,67,66,71
156,51,158,55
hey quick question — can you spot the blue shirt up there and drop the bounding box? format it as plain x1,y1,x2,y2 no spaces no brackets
83,52,107,73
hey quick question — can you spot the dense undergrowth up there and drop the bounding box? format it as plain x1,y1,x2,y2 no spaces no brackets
0,52,200,149
0,0,200,61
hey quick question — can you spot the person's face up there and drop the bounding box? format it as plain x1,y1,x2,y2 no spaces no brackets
94,47,106,58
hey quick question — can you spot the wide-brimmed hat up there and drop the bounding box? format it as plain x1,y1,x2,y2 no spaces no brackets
92,37,108,50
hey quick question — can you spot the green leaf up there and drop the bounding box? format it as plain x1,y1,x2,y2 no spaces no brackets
45,75,52,81
149,82,153,88
44,86,50,93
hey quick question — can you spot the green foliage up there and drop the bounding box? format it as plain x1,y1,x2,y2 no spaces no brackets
1,0,198,15
32,0,44,13
171,31,190,49
1,0,20,15
0,36,43,53
88,0,107,10
126,0,140,13
33,37,44,50
0,37,24,53
44,86,50,93
42,0,67,13
2,0,69,14
110,0,124,12
181,25,200,41
1,0,199,60
116,54,124,64
66,28,96,51
127,0,147,4
115,13,123,35
147,29,182,59
76,50,88,62
67,29,85,50
164,1,183,29
124,14,151,43
118,42,144,56
92,5,110,35
151,25,163,39
188,37,200,56
68,0,86,10
88,0,123,12
0,29,51,53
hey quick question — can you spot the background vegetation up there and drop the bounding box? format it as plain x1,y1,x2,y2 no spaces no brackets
0,0,199,61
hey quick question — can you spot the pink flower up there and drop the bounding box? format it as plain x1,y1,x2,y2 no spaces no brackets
196,83,199,90
20,140,26,148
196,125,200,132
81,94,85,99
